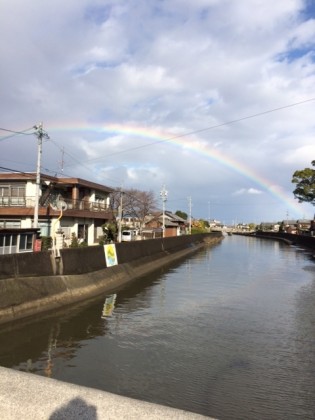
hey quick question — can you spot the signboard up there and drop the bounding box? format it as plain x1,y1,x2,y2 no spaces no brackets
34,239,42,252
104,244,118,267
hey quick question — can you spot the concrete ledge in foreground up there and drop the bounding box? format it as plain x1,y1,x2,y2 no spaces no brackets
0,366,214,419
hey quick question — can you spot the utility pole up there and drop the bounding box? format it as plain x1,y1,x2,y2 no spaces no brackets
160,185,168,238
117,188,124,242
59,146,65,173
188,196,192,235
33,123,49,228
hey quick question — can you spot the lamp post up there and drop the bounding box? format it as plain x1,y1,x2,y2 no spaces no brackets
160,185,168,238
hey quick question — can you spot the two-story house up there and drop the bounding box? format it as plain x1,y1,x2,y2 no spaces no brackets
144,211,188,237
0,172,114,246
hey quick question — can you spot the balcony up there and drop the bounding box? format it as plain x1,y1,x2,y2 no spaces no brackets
0,197,27,206
0,196,111,212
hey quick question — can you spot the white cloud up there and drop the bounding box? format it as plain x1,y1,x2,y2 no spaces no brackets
233,188,263,196
1,0,315,222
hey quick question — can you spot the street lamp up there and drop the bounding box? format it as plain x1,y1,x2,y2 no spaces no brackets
160,185,168,238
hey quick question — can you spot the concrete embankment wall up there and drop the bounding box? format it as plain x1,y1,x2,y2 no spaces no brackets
234,231,315,249
0,233,222,325
252,231,315,249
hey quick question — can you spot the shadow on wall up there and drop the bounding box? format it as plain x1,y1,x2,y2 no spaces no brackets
49,397,97,420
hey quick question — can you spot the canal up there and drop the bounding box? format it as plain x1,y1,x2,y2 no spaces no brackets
0,235,315,419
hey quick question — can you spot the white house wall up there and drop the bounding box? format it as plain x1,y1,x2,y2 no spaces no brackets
88,223,94,245
26,180,36,197
59,218,96,245
20,217,33,229
90,191,96,202
60,218,77,241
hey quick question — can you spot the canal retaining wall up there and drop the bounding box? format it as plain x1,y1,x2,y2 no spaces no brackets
252,231,315,249
0,233,222,325
233,231,315,250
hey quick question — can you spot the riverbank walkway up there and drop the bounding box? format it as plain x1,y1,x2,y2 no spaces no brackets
0,366,213,419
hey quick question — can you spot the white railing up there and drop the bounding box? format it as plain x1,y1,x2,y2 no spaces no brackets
0,196,111,212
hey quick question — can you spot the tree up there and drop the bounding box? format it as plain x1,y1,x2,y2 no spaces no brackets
248,223,256,231
292,160,315,205
191,219,208,233
101,222,117,243
110,188,158,229
175,210,188,220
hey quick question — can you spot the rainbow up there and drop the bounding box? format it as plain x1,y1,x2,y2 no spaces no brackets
50,122,307,218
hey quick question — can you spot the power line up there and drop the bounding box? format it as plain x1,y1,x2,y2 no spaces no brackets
49,138,95,173
2,96,314,183
65,96,315,165
47,138,124,185
0,126,34,134
0,126,35,142
0,165,36,176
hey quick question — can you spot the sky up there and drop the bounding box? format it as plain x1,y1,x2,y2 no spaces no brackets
1,0,315,225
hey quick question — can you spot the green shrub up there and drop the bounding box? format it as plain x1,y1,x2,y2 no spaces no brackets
41,236,52,250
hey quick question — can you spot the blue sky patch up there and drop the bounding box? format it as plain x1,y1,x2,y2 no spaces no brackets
302,0,315,20
276,45,315,63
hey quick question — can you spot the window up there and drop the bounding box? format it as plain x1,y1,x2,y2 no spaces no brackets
11,185,25,197
95,194,105,201
0,184,25,206
19,234,33,251
10,185,25,205
5,220,21,228
39,221,51,237
0,234,18,254
0,186,9,205
0,235,4,254
0,186,9,197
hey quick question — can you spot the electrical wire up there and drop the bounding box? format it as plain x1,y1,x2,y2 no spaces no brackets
1,97,315,188
45,138,124,185
64,96,315,166
0,127,35,134
0,166,35,176
0,127,35,142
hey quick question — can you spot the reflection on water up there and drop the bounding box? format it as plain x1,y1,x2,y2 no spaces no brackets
0,236,315,419
101,294,117,318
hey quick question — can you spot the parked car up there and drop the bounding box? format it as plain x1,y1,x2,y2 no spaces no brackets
121,230,135,242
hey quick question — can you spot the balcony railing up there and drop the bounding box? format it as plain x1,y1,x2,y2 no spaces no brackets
0,197,28,206
61,197,110,212
0,196,111,212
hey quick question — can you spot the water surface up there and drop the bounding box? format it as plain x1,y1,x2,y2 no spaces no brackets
1,236,315,419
